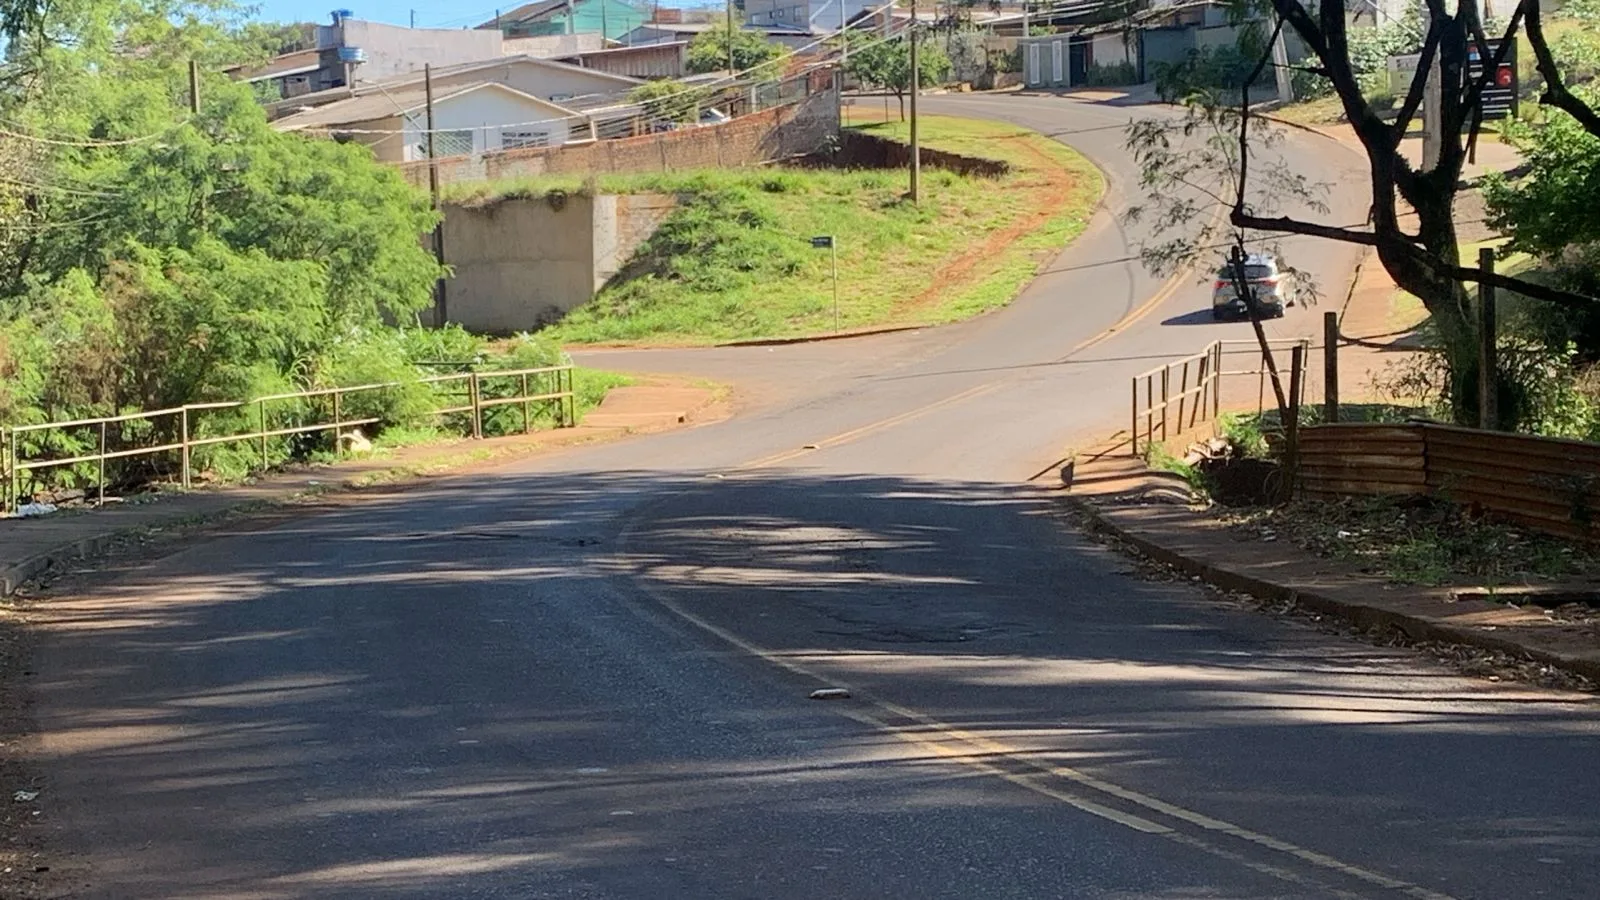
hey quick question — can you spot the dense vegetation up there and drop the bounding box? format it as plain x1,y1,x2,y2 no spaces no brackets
0,0,588,495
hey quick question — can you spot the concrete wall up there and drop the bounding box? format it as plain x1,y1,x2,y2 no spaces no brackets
350,114,406,163
505,33,606,57
1091,33,1134,68
328,19,505,82
401,74,840,188
441,193,676,333
430,57,640,102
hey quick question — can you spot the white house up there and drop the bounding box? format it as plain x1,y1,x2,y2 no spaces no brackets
267,54,642,122
274,80,588,162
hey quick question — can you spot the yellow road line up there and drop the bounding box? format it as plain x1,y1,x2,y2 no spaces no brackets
621,188,1457,895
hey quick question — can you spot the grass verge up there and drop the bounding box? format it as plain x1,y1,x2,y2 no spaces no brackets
451,114,1102,346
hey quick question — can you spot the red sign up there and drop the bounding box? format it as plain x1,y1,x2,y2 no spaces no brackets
1496,65,1513,88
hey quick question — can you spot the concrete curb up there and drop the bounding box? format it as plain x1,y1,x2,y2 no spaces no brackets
716,324,926,348
1,533,127,598
1066,496,1600,685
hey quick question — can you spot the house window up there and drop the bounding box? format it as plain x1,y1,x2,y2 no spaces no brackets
502,129,552,150
413,129,474,160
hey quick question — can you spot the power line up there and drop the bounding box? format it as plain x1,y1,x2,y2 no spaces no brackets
0,117,192,148
293,1,904,139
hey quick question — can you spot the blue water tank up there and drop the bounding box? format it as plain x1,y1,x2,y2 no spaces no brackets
331,9,354,23
337,46,366,63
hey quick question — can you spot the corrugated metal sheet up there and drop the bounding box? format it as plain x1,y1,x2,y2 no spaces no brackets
1298,423,1600,539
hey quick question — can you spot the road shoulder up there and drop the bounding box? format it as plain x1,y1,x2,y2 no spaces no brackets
1061,448,1600,690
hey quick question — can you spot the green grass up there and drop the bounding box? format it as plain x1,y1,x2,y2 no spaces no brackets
1145,443,1210,497
451,115,1102,346
1270,94,1347,126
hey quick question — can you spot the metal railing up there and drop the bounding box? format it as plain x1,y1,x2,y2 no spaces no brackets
2,365,575,514
1130,339,1310,457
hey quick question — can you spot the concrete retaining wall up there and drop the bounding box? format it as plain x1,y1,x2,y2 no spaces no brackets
828,130,1012,178
440,192,676,334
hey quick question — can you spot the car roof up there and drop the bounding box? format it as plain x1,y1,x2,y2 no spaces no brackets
1218,253,1280,270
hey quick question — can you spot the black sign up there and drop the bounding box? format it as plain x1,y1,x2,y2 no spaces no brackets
810,235,834,248
1467,38,1517,120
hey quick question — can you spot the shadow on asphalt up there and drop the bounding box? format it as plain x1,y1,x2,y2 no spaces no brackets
1159,309,1224,327
25,469,1600,898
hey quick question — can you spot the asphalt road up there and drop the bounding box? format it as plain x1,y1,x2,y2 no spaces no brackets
25,94,1600,899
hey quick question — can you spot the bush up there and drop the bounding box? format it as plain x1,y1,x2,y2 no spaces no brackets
1291,67,1334,101
1086,61,1138,87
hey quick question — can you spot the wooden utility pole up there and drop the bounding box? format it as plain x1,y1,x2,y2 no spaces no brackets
1323,310,1339,424
425,64,448,327
909,0,920,203
188,60,200,114
1479,247,1498,430
1284,344,1305,502
726,0,735,73
840,0,848,61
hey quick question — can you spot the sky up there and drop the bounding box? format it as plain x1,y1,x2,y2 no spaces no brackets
248,0,720,28
248,3,508,28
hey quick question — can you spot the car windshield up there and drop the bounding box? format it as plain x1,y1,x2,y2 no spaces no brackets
1218,264,1275,281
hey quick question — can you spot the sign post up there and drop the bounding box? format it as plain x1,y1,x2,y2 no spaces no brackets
811,235,839,332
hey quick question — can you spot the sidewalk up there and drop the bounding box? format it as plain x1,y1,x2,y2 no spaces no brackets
1063,444,1600,686
0,383,719,596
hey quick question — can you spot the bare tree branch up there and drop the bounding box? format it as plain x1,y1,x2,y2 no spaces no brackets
1432,261,1600,310
1392,23,1443,143
1524,0,1600,139
1231,210,1383,246
1233,210,1600,310
1236,16,1286,215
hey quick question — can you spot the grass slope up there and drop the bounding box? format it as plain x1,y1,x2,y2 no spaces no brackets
452,114,1102,346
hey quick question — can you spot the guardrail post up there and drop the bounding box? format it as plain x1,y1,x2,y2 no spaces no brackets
470,372,483,439
3,428,11,513
1213,342,1223,421
564,368,575,428
1176,360,1191,436
1323,311,1340,424
97,421,107,507
520,372,532,434
1144,374,1154,453
1130,378,1139,458
332,390,343,457
1284,344,1305,502
258,399,269,472
1160,367,1170,442
1479,246,1498,430
180,407,192,490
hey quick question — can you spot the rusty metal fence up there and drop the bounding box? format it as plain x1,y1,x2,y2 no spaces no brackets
1299,422,1600,540
1130,339,1311,457
2,365,574,514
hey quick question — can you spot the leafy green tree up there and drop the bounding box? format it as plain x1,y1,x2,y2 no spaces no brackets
629,79,712,124
686,16,785,74
0,0,443,428
844,33,950,120
1129,0,1600,426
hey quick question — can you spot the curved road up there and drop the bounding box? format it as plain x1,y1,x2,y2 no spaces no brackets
26,94,1600,899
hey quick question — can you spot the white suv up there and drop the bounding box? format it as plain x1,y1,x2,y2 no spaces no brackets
1212,253,1297,320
